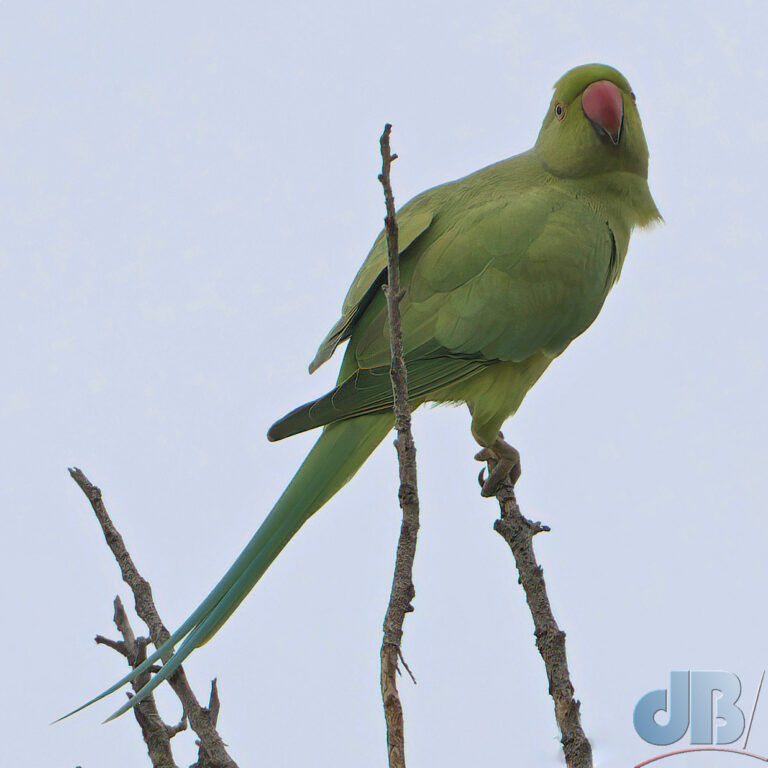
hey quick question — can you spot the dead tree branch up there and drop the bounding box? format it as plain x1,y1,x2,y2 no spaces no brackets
485,464,593,767
378,123,420,768
69,467,238,768
95,595,184,768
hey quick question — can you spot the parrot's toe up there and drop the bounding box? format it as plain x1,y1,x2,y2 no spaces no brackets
476,435,521,497
474,448,495,462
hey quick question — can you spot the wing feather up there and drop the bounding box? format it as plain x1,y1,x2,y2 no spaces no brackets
308,202,435,373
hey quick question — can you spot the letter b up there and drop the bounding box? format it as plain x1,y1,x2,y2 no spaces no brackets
690,671,744,745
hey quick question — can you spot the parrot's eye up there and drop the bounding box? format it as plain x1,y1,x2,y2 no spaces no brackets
555,103,566,120
630,91,636,103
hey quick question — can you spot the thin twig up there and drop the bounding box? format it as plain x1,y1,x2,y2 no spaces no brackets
378,123,420,768
488,466,593,768
69,467,238,768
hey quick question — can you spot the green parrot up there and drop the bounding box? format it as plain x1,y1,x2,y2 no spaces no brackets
65,62,660,721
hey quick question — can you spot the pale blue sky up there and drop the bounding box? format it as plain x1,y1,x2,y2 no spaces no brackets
2,2,767,766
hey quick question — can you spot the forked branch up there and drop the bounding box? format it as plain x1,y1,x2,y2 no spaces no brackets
69,468,238,768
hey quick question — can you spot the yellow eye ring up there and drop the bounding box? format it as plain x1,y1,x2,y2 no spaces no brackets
555,102,566,120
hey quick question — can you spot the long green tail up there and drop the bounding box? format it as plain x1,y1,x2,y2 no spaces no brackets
58,412,393,723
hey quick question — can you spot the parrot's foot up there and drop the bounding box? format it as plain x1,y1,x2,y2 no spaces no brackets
474,435,521,497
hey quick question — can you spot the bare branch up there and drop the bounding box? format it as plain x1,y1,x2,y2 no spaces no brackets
101,595,180,768
69,467,238,768
208,680,221,728
191,680,223,768
166,716,188,739
94,635,128,656
378,123,421,768
487,465,593,768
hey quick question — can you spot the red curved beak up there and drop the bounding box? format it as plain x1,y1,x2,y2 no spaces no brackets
582,80,624,145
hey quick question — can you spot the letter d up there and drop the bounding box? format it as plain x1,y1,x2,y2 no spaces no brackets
634,671,690,746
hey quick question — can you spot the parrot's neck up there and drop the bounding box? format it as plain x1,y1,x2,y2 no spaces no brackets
537,163,662,291
556,170,662,235
486,150,661,235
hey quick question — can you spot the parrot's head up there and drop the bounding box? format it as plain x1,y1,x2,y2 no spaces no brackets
535,63,651,179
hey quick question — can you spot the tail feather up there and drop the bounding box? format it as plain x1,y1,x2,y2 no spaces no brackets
59,413,393,723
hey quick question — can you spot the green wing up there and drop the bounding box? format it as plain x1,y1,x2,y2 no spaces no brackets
308,197,436,373
400,195,618,362
272,183,616,441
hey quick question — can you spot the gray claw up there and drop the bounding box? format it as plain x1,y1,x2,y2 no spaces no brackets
480,462,511,497
475,434,521,497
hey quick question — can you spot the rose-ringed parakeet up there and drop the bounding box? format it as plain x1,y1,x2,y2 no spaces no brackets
64,62,660,721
